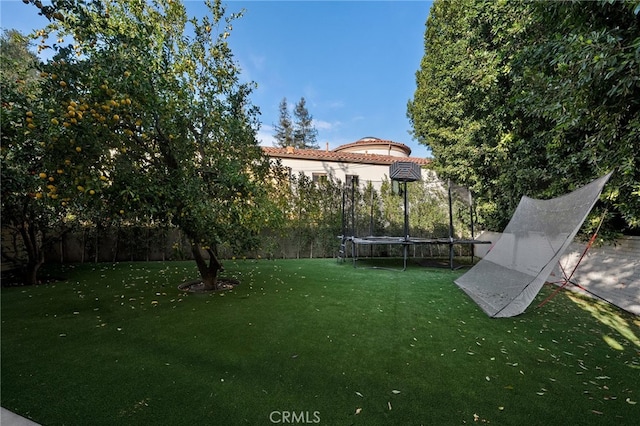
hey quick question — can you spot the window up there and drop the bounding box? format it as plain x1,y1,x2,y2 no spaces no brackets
346,174,359,187
312,173,328,184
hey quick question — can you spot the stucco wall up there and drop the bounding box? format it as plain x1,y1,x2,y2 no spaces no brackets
474,232,640,315
277,157,392,190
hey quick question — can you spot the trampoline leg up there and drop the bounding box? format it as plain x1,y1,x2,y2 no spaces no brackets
449,242,454,270
352,241,357,268
403,245,408,271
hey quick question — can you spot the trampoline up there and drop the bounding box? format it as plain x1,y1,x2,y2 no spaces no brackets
338,162,491,271
343,235,490,271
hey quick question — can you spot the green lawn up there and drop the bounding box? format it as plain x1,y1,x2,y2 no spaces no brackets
2,259,639,425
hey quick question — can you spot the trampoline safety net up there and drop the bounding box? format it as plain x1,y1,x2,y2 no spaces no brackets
454,173,612,318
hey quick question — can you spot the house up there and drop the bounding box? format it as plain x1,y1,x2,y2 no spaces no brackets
262,136,431,190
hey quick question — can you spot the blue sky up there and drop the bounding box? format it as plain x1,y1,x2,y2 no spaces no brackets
1,0,433,158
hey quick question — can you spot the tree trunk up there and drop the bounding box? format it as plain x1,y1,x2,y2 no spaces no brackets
191,243,223,290
94,226,99,263
19,222,44,286
112,225,120,263
146,227,150,262
24,259,42,286
81,228,86,264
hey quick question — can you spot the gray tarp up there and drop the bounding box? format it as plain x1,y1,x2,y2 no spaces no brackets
455,173,612,318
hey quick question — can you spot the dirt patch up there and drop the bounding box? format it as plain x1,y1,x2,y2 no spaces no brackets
177,277,240,293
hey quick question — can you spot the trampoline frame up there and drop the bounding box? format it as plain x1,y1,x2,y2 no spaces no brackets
338,163,490,271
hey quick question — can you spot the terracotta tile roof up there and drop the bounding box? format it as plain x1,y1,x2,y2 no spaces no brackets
333,138,412,155
262,146,431,166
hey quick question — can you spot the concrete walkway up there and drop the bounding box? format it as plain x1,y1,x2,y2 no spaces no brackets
1,407,40,426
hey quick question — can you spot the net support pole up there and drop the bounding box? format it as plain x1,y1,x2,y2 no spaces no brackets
341,187,346,238
369,183,374,236
370,183,374,257
403,181,409,269
537,210,607,309
403,181,409,240
469,191,475,264
351,178,356,238
448,179,454,270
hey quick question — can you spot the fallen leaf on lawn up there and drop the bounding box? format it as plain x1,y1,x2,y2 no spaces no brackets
355,408,362,415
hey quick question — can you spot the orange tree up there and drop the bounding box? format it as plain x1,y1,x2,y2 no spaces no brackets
0,29,74,285
7,0,283,289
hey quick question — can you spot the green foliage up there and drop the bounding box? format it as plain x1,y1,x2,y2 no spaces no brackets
264,169,475,259
0,29,75,283
409,0,640,236
3,0,284,286
378,175,455,238
511,0,640,234
279,172,343,257
273,97,295,147
292,97,319,149
273,96,319,149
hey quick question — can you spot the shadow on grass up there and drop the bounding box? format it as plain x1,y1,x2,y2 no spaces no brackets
566,292,640,350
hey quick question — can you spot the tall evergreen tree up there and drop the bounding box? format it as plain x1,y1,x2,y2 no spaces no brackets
293,97,319,149
273,97,294,147
409,0,639,236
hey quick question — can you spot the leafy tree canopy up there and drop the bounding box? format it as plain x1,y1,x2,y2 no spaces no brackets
1,28,69,285
409,0,640,237
2,0,284,288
